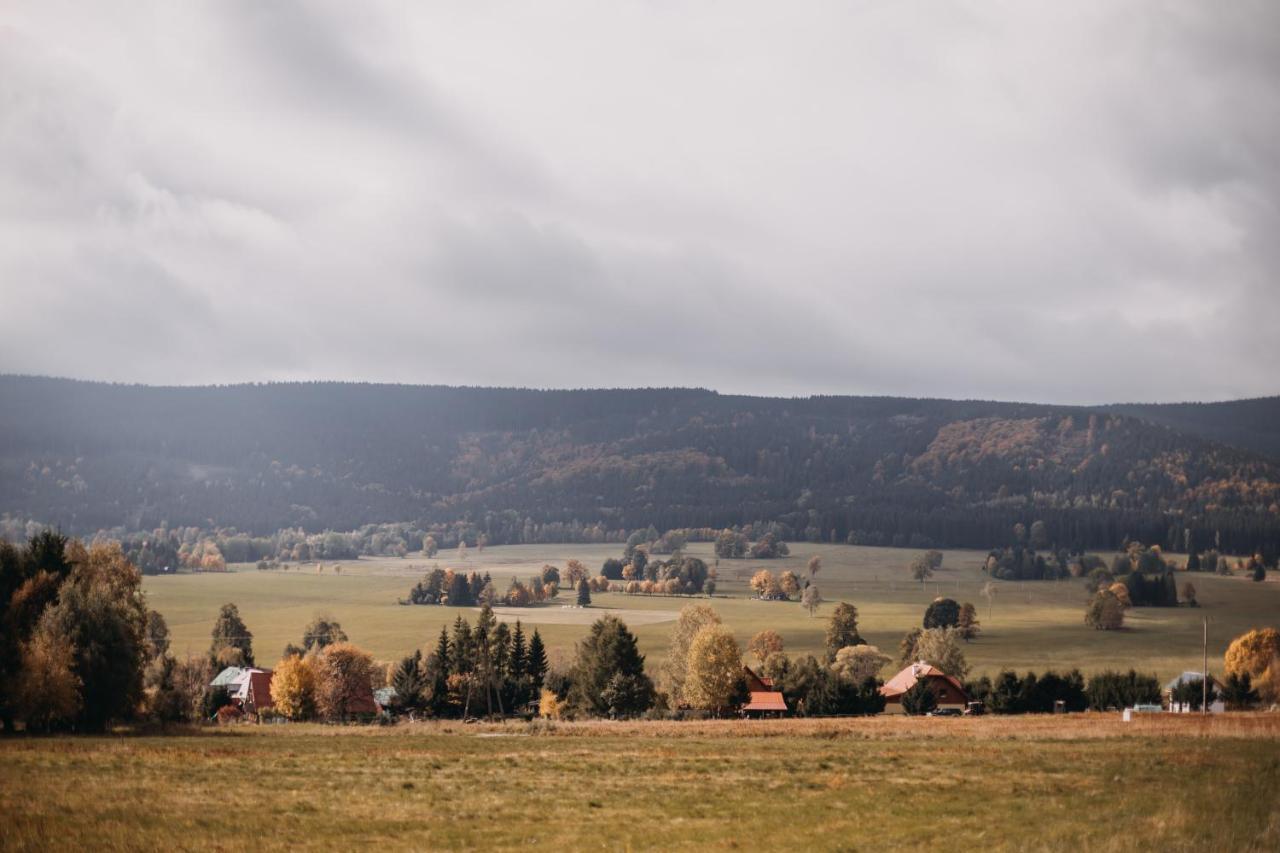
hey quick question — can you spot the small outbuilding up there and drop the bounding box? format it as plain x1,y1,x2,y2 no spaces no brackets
880,662,969,713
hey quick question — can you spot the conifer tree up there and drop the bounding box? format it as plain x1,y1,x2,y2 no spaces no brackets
510,621,527,681
426,626,451,716
527,630,548,688
390,650,427,712
569,615,654,717
450,617,474,674
577,579,592,607
428,625,451,676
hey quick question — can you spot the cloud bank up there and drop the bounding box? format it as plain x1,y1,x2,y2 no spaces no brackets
1,1,1277,403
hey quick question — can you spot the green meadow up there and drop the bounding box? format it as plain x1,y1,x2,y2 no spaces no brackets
143,543,1280,681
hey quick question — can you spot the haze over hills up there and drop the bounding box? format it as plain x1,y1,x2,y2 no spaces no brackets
2,375,1279,553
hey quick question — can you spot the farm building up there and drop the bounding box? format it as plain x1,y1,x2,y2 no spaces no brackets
880,662,969,713
740,666,788,717
209,666,247,690
1163,672,1226,714
228,668,275,716
373,687,397,713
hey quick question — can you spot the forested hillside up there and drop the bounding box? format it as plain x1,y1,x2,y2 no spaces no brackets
1106,398,1280,461
2,376,1278,552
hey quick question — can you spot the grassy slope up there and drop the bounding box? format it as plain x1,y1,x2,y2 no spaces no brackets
2,717,1279,851
143,543,1280,682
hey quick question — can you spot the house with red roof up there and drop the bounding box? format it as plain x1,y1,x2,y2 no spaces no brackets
879,662,969,713
740,666,788,717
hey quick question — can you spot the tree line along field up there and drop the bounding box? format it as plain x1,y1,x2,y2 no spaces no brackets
142,542,1280,683
2,716,1278,851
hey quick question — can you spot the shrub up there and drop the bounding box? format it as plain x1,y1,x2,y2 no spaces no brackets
923,597,960,629
1085,590,1125,630
1085,670,1160,710
1220,672,1259,710
900,679,938,715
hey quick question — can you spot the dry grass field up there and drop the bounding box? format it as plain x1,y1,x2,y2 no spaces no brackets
2,714,1278,851
143,542,1280,682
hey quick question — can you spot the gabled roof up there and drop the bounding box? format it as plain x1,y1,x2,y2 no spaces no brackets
880,662,966,698
1163,671,1225,691
743,666,775,692
245,670,274,709
210,667,246,688
742,691,788,712
229,668,273,707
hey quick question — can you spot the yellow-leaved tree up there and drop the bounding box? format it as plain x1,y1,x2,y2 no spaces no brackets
661,604,722,701
682,625,745,714
15,629,82,732
272,654,317,720
1224,628,1280,703
747,629,784,664
750,570,780,600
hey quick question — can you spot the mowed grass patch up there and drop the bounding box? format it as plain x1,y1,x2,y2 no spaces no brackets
2,716,1279,851
143,543,1280,681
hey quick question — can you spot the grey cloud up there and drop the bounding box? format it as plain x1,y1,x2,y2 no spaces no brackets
0,1,1277,403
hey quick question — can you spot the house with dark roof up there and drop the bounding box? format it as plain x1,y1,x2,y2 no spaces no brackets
740,666,788,717
879,662,968,713
228,668,274,717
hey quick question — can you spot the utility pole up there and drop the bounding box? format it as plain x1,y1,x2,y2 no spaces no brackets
1202,616,1208,716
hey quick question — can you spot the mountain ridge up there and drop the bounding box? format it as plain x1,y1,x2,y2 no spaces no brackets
2,375,1278,552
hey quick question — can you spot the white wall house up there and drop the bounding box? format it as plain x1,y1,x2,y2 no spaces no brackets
1163,671,1226,714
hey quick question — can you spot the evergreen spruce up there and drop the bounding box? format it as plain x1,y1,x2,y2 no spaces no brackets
390,650,427,711
569,615,654,717
577,579,592,607
510,621,527,681
450,617,474,674
527,630,548,687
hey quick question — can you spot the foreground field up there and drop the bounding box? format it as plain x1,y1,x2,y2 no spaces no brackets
143,542,1280,682
2,715,1278,851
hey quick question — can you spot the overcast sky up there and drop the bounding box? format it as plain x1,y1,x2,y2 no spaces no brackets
1,2,1277,403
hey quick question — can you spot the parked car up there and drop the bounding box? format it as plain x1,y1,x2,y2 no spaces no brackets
928,708,961,717
963,701,986,716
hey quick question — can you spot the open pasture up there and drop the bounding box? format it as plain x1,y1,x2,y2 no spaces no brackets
2,715,1279,851
143,543,1280,681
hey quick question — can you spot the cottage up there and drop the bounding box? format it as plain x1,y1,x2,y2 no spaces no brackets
879,662,969,713
228,668,275,716
740,666,788,717
1163,671,1226,714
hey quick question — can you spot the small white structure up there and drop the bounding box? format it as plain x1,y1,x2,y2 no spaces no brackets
1122,704,1163,722
1164,671,1226,714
